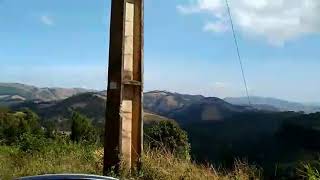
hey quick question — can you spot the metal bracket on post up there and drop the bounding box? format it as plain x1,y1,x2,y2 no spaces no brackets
104,0,143,174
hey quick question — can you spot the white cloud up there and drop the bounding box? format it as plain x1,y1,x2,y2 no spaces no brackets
177,0,320,45
213,81,229,89
203,21,229,33
40,15,54,26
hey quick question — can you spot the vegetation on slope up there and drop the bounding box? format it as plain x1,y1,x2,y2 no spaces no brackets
184,112,320,179
0,108,262,180
2,106,320,179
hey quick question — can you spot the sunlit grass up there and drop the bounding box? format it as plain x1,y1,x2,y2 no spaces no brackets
0,145,261,180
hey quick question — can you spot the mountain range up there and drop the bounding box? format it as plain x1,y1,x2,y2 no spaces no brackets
10,90,248,125
224,96,320,113
1,83,252,123
144,90,254,123
0,83,92,106
1,83,320,120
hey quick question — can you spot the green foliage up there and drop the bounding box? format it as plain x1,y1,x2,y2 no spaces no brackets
0,143,99,179
70,111,97,144
43,121,56,139
0,108,261,179
18,133,47,153
0,108,43,145
145,120,190,159
297,161,320,180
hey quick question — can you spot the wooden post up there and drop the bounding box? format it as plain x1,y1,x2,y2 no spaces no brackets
104,0,143,174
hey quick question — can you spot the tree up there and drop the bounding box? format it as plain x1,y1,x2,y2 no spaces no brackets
70,111,96,143
145,120,190,159
43,121,56,138
21,108,42,134
0,108,43,144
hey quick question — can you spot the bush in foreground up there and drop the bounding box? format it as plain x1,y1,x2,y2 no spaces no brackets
145,120,190,160
70,111,97,143
0,109,43,145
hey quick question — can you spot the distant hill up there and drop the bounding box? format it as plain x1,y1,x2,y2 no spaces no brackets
143,91,257,123
11,90,250,125
0,83,92,104
167,97,253,123
143,90,204,115
3,83,319,114
9,83,320,124
12,92,173,129
224,96,320,113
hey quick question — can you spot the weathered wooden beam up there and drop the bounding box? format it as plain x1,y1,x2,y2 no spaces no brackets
104,0,143,174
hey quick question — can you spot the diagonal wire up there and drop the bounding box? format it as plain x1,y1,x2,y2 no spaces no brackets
225,0,252,106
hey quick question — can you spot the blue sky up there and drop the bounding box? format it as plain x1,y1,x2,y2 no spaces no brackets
1,0,320,102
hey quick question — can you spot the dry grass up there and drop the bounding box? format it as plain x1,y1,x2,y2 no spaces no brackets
0,144,101,180
143,112,174,125
0,145,261,180
139,149,261,180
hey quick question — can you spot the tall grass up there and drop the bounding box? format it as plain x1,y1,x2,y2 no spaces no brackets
0,144,261,180
138,149,261,180
0,143,100,179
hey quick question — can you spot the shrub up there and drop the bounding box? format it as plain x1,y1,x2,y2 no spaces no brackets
43,121,56,139
0,109,43,145
18,133,48,153
70,111,97,144
145,120,190,159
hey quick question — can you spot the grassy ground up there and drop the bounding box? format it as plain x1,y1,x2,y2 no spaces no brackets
138,149,261,180
0,143,100,179
0,144,261,180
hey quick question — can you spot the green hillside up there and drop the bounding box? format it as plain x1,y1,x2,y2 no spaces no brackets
184,112,320,179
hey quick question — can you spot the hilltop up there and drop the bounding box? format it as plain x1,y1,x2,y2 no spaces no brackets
0,83,92,105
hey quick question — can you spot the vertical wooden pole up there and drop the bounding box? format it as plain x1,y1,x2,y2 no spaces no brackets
104,0,143,174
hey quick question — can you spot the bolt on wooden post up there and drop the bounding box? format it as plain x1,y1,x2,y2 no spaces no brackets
104,0,143,174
